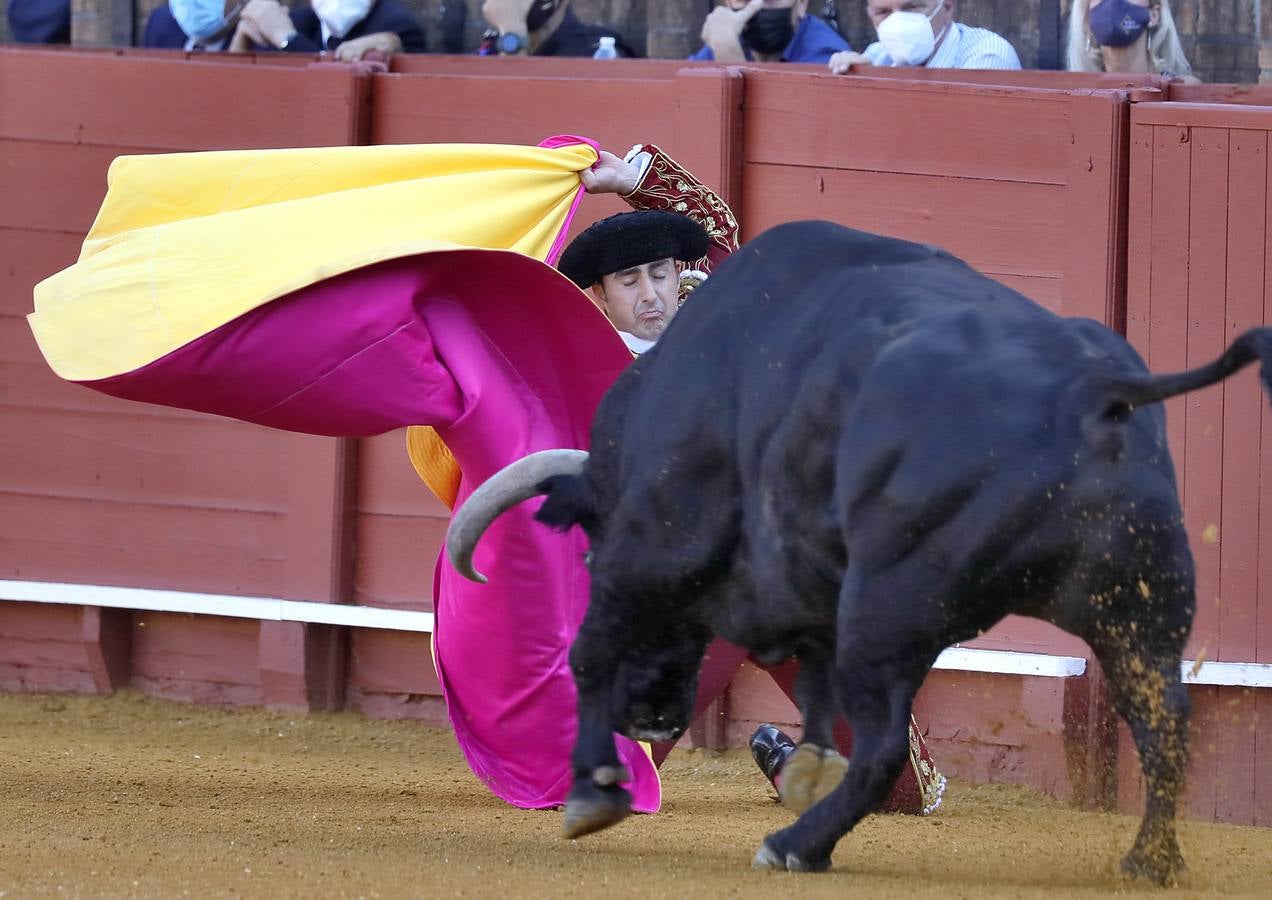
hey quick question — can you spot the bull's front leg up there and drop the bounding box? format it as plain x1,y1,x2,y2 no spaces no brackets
562,628,632,839
776,654,849,815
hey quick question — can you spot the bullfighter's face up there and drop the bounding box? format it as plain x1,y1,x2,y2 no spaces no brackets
592,258,680,342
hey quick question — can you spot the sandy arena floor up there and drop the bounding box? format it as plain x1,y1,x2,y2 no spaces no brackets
1,690,1270,899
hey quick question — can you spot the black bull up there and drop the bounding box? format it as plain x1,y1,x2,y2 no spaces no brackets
447,222,1272,883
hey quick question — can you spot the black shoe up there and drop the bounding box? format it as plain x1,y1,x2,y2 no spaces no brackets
749,723,797,788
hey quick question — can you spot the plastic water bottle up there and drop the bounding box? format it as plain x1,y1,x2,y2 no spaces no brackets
593,36,618,60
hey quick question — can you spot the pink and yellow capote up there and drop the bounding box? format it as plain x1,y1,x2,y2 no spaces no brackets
27,136,662,813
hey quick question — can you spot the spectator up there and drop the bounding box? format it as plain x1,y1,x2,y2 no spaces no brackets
828,0,1020,73
481,0,635,58
233,0,425,58
1066,0,1197,82
144,0,426,59
692,0,851,64
6,0,69,44
144,0,244,51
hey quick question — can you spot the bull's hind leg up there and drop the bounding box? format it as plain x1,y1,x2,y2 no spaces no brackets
754,566,932,872
1088,637,1190,885
1075,550,1194,885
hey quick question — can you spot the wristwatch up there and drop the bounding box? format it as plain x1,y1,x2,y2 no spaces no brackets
496,31,526,55
277,31,298,50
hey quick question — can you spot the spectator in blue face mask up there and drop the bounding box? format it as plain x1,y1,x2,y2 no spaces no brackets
144,0,245,51
692,0,851,64
6,0,71,44
827,0,1020,73
144,0,425,60
1065,0,1198,83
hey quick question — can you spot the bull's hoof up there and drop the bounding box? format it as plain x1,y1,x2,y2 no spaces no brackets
751,836,831,873
778,743,848,815
1119,846,1186,887
562,781,632,840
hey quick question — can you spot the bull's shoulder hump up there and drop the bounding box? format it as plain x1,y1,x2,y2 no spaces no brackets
742,220,943,269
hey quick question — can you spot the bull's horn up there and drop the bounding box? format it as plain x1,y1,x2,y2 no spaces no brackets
446,449,589,584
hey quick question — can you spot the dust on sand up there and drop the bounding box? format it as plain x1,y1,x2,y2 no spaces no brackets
1,690,1269,898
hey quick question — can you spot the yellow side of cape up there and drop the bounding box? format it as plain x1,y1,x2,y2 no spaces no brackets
28,141,598,383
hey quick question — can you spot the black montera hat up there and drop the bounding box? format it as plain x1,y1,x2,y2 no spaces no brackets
557,210,710,289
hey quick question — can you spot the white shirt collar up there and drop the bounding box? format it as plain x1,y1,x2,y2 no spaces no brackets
619,332,658,355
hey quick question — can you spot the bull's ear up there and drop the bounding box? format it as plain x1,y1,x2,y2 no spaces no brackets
534,474,598,533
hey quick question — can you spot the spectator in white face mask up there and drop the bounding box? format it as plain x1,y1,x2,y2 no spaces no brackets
827,0,1019,73
232,0,427,59
145,0,425,58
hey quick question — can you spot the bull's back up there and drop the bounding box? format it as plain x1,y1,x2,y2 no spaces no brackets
621,222,1063,459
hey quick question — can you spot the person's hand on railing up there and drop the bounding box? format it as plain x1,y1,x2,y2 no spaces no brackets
828,50,870,75
333,31,404,62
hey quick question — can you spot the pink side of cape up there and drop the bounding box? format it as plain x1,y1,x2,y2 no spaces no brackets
83,249,660,812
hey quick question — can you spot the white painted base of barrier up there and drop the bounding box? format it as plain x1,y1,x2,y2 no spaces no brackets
3,580,1270,688
0,579,435,634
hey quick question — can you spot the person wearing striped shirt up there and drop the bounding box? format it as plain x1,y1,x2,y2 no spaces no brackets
827,0,1020,73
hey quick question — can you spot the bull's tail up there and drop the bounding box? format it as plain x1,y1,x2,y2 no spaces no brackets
1088,326,1272,425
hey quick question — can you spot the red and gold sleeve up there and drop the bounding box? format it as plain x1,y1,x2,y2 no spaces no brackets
620,143,739,273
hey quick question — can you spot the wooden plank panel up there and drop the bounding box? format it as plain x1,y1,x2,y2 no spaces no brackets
740,163,1066,289
672,68,744,213
1257,690,1272,825
1262,147,1272,668
356,430,451,520
0,140,119,233
0,631,88,670
0,406,290,512
959,616,1092,658
742,70,1071,184
1136,102,1272,130
0,357,230,426
1125,115,1155,353
352,514,443,610
1212,688,1258,825
1180,685,1219,821
0,229,82,317
0,493,283,595
1064,92,1127,328
1181,127,1229,662
1218,130,1266,665
348,630,439,695
131,611,259,685
990,274,1063,310
0,601,82,641
371,75,677,150
1146,124,1191,530
389,55,690,78
0,51,366,149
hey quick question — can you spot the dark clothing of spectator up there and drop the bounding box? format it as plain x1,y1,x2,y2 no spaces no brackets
280,1,427,54
6,0,70,44
144,0,426,54
689,13,849,64
536,6,635,58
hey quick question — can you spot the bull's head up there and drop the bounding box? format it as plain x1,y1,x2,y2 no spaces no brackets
447,449,709,837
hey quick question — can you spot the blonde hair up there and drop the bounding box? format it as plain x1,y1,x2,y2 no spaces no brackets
1065,0,1194,79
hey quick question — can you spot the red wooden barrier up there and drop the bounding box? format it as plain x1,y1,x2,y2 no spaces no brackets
0,49,372,709
1124,100,1272,826
4,48,1271,825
